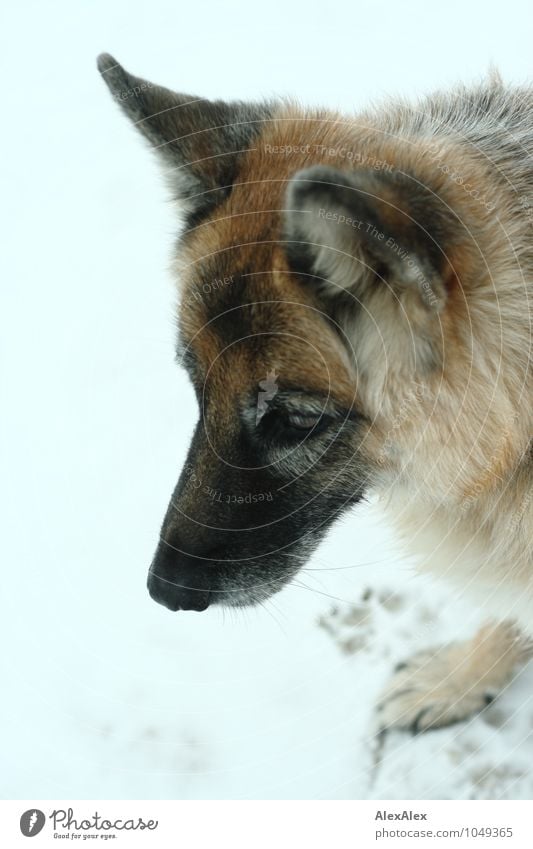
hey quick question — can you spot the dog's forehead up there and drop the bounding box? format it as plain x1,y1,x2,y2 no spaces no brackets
173,114,358,403
177,246,355,402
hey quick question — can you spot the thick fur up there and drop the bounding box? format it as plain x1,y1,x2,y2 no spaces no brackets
98,55,533,727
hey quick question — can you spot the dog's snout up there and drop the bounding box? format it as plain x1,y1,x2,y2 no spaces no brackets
148,542,213,612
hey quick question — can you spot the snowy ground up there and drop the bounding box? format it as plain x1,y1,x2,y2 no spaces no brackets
2,0,533,801
3,494,533,800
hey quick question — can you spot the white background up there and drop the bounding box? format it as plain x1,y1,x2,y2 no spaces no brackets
2,0,533,800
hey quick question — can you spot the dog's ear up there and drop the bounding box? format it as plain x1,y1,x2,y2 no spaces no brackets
284,165,455,311
97,54,272,224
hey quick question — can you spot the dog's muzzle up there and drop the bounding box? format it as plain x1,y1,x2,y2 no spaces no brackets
147,542,212,612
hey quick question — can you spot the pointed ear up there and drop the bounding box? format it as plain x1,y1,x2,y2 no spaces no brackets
284,165,455,311
97,54,272,224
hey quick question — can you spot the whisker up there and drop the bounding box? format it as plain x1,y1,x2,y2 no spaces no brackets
282,549,397,572
258,599,287,635
291,579,360,605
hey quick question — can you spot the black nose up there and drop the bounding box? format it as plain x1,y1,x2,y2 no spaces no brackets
147,543,212,612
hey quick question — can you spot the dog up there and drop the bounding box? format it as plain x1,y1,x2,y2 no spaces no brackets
98,54,533,731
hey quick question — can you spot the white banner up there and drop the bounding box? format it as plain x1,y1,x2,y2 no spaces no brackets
1,800,532,847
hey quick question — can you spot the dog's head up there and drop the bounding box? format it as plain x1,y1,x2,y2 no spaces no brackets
99,56,529,611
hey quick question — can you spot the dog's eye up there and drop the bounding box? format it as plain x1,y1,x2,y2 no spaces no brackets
280,410,333,440
251,404,335,445
286,413,325,431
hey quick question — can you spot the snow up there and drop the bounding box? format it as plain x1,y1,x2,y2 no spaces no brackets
2,0,533,800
